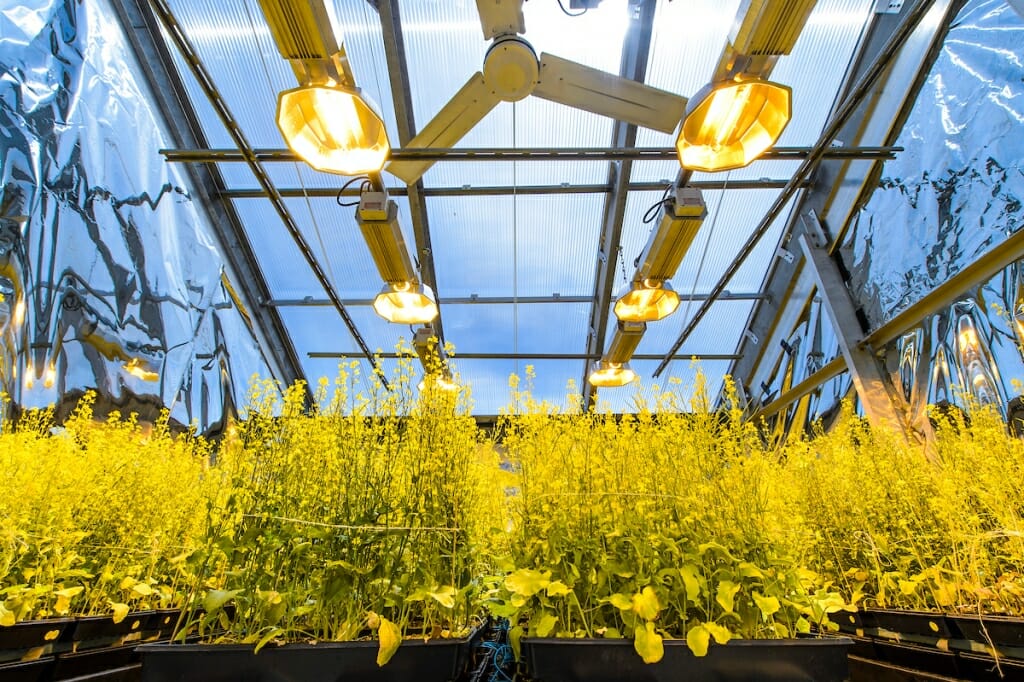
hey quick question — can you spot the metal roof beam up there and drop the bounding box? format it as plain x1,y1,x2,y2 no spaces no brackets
143,0,386,391
162,146,900,163
221,179,804,199
730,0,965,411
267,292,766,307
107,0,306,393
309,352,740,362
582,0,658,406
375,0,445,344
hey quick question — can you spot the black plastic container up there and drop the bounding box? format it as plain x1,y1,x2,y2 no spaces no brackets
955,652,1024,681
830,609,864,635
138,638,472,682
947,614,1024,651
0,656,57,682
52,643,140,680
71,611,155,647
519,637,852,682
870,639,958,678
865,609,954,639
0,618,76,663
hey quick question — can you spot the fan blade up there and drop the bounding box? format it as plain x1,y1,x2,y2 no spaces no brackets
385,72,502,184
476,0,525,40
534,53,687,134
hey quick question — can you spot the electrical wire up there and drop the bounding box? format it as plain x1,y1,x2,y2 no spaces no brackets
336,177,372,207
556,0,588,17
641,184,673,224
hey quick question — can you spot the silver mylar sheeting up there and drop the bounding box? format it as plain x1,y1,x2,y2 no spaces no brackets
770,0,1024,432
0,0,273,432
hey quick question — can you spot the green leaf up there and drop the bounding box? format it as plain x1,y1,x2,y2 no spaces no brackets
752,591,780,620
509,625,523,661
428,586,457,609
686,624,710,657
634,622,664,664
716,580,741,614
698,541,738,562
738,562,764,579
131,582,153,597
795,616,811,634
203,589,240,614
608,593,633,611
0,603,15,627
899,580,918,596
254,627,283,654
534,613,558,638
505,569,550,597
546,581,572,597
110,603,130,624
679,564,701,603
704,621,732,645
376,617,401,666
632,586,661,621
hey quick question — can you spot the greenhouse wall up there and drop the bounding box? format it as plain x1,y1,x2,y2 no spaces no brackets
0,0,274,431
766,0,1024,432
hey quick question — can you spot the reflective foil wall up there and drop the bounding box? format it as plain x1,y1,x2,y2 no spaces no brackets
0,0,274,431
765,0,1022,435
837,0,1024,423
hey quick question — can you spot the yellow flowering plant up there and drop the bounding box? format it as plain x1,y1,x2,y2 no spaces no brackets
485,370,847,663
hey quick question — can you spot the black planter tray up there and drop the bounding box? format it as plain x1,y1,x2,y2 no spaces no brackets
830,609,866,635
138,637,472,682
53,643,140,680
0,618,76,660
870,639,959,678
947,614,1024,652
955,651,1024,682
71,612,157,647
519,637,852,682
0,656,56,682
866,609,954,639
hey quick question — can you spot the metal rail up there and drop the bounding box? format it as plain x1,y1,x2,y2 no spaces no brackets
309,352,741,361
161,146,901,163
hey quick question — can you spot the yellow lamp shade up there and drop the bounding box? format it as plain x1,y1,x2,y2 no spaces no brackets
373,281,439,324
614,281,681,322
587,361,637,388
676,79,791,172
277,85,390,175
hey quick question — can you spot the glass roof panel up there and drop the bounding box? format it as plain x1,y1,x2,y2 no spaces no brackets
429,194,603,298
232,199,325,298
451,359,582,415
442,303,590,355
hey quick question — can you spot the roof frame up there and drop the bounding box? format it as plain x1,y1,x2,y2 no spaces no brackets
582,0,659,406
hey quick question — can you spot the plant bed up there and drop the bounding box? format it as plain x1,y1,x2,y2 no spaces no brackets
52,643,140,680
830,609,866,635
0,618,76,663
70,611,157,648
0,656,57,682
955,651,1024,681
947,614,1024,652
137,638,472,682
865,609,954,639
847,654,963,682
519,637,852,682
870,640,959,678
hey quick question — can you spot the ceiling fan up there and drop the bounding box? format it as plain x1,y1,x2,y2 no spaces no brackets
384,0,689,184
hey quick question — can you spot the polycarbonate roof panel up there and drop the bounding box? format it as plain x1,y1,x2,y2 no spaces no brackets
599,299,755,357
279,304,416,357
429,194,603,298
442,303,590,355
231,199,326,298
451,359,583,415
397,0,628,188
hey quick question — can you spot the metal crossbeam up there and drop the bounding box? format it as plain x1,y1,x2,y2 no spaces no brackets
107,0,307,394
160,146,900,163
144,0,387,390
309,352,741,361
267,292,766,307
583,0,658,406
799,232,909,436
221,179,804,199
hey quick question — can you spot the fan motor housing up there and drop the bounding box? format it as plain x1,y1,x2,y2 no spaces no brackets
483,36,539,102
